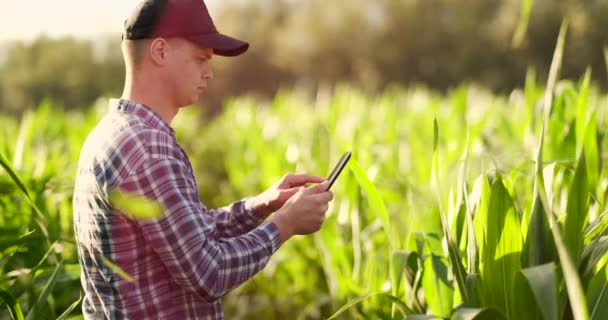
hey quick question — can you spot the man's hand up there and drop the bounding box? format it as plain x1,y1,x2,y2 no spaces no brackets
247,173,326,219
269,181,334,242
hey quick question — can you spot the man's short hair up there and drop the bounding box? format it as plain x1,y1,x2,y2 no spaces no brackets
122,39,151,69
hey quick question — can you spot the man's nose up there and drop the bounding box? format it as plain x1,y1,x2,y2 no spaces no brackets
204,69,213,80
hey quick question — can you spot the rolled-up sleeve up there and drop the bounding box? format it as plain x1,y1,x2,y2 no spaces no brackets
118,154,282,301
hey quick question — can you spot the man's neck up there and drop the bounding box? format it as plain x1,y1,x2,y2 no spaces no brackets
121,75,179,124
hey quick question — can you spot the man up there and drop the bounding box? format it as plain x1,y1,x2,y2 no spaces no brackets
72,0,334,318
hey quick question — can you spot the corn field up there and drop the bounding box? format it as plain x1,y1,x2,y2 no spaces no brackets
1,24,608,319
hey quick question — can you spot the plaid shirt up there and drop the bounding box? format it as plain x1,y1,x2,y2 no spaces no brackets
73,99,281,319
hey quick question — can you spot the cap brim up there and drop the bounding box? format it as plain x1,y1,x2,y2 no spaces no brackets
185,33,249,57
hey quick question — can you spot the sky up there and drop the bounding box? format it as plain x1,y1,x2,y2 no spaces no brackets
0,0,221,42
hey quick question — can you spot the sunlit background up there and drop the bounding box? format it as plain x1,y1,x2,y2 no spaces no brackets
0,1,221,41
1,0,607,115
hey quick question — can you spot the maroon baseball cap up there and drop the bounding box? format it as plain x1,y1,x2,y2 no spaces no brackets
123,0,248,57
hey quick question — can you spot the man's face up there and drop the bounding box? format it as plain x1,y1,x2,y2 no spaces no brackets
164,38,214,107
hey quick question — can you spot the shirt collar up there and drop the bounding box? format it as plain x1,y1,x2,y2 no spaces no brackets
108,99,176,137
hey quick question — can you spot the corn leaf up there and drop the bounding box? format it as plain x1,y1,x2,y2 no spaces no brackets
349,157,394,248
564,152,590,265
480,177,522,320
519,263,558,320
55,291,83,320
25,261,63,320
575,68,591,154
0,151,45,220
583,112,599,195
108,189,164,221
512,0,535,48
422,254,454,317
391,250,417,304
533,19,589,320
432,118,469,303
326,292,412,319
100,256,135,283
0,289,24,320
587,263,608,320
451,307,504,320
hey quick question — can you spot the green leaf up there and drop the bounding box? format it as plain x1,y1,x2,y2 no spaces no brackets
33,264,81,287
581,237,608,285
458,129,478,277
519,263,558,320
0,151,45,220
542,21,568,123
0,152,30,199
531,20,588,320
465,203,478,275
432,119,469,304
433,118,439,152
480,177,522,320
583,112,599,194
511,0,535,48
25,261,63,320
406,316,442,320
0,230,37,253
100,255,135,283
108,189,164,221
473,174,491,271
31,241,59,272
564,152,590,265
513,266,542,320
534,154,589,320
391,250,418,317
523,163,557,268
326,292,412,319
451,307,505,320
422,254,454,317
587,263,608,320
349,157,394,248
523,186,555,268
391,250,417,299
575,68,591,155
465,274,481,307
55,292,83,320
604,47,608,80
584,212,608,251
100,256,135,282
0,289,25,320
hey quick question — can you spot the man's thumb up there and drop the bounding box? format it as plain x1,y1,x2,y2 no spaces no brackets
302,181,329,195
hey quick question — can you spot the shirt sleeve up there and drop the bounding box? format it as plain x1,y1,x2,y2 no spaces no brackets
203,198,265,238
118,153,282,302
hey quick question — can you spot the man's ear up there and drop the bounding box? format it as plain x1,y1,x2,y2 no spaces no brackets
149,38,169,66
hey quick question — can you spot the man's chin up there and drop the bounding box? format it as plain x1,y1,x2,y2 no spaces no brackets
184,94,203,107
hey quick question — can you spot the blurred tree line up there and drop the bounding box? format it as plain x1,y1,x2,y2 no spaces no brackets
0,0,606,115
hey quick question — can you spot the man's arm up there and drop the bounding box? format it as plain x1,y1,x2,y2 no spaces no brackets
203,199,266,238
118,154,282,302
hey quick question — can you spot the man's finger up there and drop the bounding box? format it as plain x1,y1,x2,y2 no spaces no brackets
309,191,334,203
301,181,329,195
284,173,326,187
281,186,304,196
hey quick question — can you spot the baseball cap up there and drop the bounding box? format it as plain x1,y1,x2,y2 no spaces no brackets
123,0,249,57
